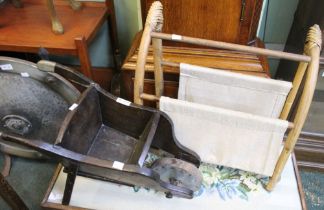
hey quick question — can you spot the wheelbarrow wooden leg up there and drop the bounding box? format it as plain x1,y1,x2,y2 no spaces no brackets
46,0,64,34
62,165,78,205
0,173,28,210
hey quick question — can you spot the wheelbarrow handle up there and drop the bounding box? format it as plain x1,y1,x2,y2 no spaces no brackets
0,132,122,170
37,60,95,91
0,132,63,160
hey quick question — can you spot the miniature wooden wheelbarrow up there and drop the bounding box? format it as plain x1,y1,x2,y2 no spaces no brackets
0,61,203,205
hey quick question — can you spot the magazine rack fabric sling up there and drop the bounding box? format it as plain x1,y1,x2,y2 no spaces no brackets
133,1,322,191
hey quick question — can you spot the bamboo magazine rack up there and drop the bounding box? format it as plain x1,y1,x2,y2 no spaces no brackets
134,1,322,191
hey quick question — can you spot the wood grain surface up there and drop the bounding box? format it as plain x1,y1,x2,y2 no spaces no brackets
0,0,107,54
141,0,263,45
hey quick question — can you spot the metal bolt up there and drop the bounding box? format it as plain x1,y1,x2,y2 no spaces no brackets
165,192,173,198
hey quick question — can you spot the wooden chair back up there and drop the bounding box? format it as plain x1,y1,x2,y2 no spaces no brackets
133,1,322,191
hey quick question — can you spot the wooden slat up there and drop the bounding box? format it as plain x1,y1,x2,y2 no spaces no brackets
123,63,269,77
130,53,261,65
140,93,160,101
143,46,260,60
126,49,264,73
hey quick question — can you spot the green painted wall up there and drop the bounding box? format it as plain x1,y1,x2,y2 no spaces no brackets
114,0,142,59
51,0,142,68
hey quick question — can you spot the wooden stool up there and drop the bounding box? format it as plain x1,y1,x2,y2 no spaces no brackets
0,0,120,81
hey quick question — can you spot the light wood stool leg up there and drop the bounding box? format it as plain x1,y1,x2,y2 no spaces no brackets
46,0,64,34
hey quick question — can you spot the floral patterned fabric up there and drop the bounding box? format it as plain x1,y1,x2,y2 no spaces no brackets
48,154,302,210
137,153,269,201
197,163,268,200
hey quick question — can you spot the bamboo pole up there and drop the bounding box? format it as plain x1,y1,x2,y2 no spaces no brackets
134,1,163,105
152,38,164,108
134,27,152,105
151,32,311,63
140,93,160,101
279,61,308,120
266,25,321,191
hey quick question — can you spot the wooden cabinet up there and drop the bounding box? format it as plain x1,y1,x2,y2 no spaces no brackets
141,0,263,45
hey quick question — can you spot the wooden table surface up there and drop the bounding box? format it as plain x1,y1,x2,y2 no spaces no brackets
0,0,107,55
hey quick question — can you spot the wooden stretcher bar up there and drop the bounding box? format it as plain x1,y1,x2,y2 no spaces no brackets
151,32,311,63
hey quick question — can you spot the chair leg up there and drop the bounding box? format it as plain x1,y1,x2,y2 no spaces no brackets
62,165,78,205
46,0,64,34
